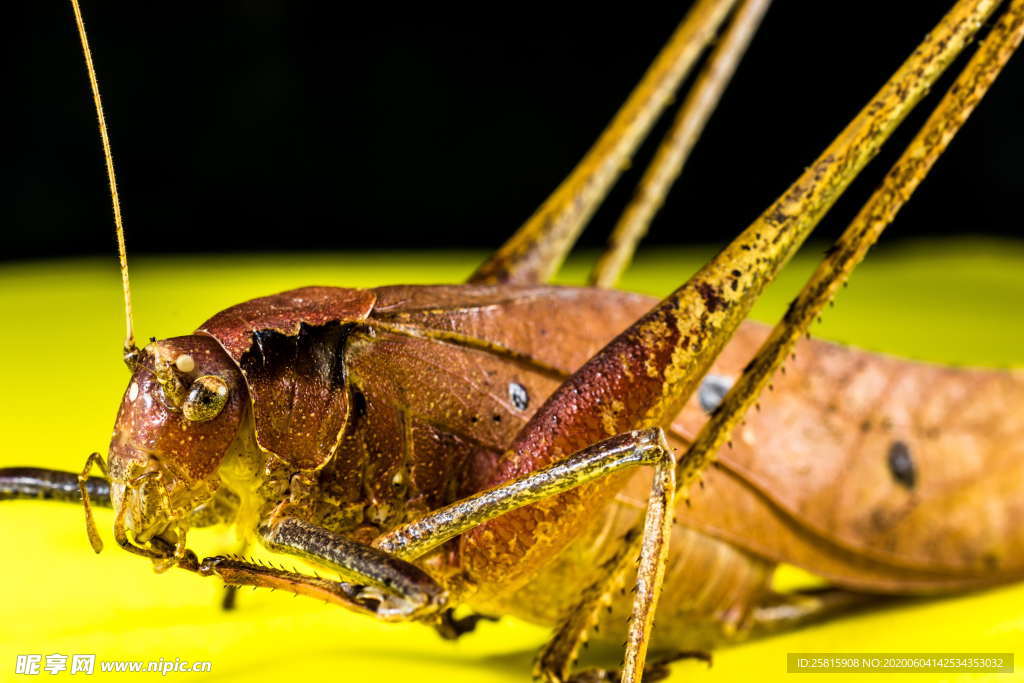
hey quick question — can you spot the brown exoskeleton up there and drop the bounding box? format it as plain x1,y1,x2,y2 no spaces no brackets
2,1,1023,681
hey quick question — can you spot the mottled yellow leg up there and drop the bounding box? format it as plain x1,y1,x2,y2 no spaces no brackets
469,0,738,286
374,429,674,563
590,0,772,289
546,0,1001,458
531,528,646,682
672,0,1024,497
544,7,1024,678
372,429,677,683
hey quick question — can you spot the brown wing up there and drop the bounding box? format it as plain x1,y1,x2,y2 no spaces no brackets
369,284,656,373
198,286,376,470
367,285,1024,588
669,322,1024,587
333,285,656,522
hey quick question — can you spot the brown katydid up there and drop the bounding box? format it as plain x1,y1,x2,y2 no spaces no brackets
2,1,1023,682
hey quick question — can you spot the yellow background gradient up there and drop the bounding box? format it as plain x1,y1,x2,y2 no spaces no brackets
1,241,1022,682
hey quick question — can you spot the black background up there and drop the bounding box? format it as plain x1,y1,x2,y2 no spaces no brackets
12,2,1023,260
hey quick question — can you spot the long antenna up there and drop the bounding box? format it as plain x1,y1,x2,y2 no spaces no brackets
70,0,136,358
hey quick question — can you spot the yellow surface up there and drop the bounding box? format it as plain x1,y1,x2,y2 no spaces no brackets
1,240,1022,682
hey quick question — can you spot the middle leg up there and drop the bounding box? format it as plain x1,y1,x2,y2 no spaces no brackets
374,428,677,683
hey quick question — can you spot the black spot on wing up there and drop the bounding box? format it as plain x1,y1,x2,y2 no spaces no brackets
888,440,916,489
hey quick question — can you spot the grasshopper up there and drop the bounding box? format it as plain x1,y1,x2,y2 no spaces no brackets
2,1,1023,681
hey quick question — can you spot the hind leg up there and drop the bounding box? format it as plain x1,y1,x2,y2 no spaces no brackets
559,517,887,681
469,0,737,286
590,0,770,289
747,587,889,638
641,587,889,681
532,521,774,681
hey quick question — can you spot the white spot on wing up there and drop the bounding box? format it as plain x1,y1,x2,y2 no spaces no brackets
699,374,733,414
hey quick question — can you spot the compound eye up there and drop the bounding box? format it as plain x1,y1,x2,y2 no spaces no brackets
182,375,229,422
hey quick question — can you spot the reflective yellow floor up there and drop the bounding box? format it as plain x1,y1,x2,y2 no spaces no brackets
1,241,1022,682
